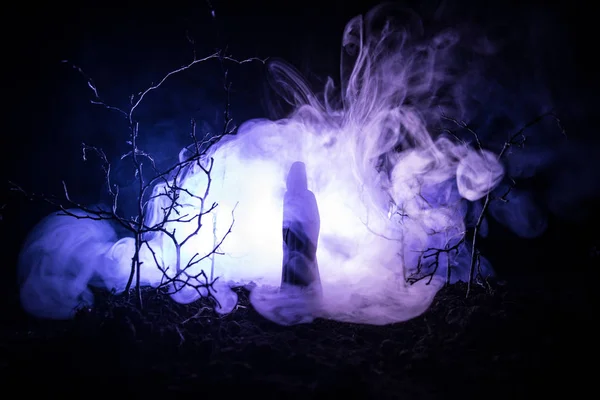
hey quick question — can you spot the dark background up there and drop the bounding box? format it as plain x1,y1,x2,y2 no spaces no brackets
0,2,596,397
1,0,597,306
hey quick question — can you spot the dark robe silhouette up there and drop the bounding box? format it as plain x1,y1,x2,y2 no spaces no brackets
281,162,321,292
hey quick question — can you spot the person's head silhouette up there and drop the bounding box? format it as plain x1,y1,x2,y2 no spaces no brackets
286,161,308,193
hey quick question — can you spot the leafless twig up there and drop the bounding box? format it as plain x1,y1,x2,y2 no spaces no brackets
12,43,265,309
436,110,566,296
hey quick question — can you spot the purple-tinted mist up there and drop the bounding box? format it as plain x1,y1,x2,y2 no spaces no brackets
19,4,541,325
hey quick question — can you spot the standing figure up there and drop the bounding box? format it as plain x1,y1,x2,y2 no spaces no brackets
281,162,321,294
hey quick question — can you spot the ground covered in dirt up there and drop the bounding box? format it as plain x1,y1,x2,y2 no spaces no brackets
0,274,591,399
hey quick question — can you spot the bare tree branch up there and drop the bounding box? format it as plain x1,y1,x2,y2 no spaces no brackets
429,110,567,296
11,45,265,311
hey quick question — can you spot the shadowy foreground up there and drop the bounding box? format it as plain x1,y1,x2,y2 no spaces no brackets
0,274,590,399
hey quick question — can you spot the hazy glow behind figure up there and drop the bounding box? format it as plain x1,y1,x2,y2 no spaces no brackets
18,5,510,325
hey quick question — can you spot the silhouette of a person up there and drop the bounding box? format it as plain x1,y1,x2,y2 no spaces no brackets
281,162,321,293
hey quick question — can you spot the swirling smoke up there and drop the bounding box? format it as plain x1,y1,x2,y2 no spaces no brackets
19,5,526,325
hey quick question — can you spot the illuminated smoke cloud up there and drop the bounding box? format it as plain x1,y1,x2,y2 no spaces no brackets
19,4,514,325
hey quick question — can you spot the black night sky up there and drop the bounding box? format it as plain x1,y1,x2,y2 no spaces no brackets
0,0,596,398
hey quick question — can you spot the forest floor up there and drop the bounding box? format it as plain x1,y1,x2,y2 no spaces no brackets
0,274,591,399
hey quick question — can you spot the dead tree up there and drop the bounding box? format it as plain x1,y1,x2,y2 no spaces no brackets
11,48,265,308
407,111,566,296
